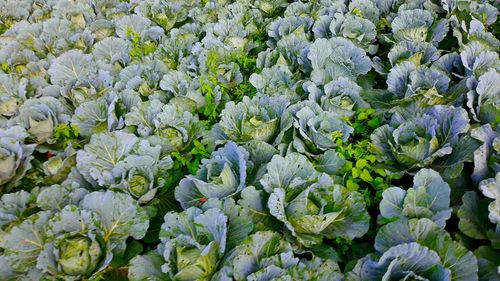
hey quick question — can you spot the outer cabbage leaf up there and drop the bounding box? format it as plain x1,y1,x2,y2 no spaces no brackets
0,211,50,275
387,41,439,68
128,251,167,281
471,125,500,182
237,186,275,232
41,145,78,185
348,0,380,23
92,37,131,66
159,70,204,108
213,231,295,281
242,140,278,187
267,16,312,47
467,68,500,126
328,13,377,54
275,33,312,72
36,183,88,212
460,42,500,79
260,153,316,194
250,65,301,102
458,191,490,240
48,50,97,90
80,191,149,253
275,257,343,281
76,131,139,186
71,92,122,137
474,246,500,281
305,78,369,119
115,15,160,41
480,173,500,228
198,198,254,252
387,64,451,105
348,242,449,281
391,9,448,44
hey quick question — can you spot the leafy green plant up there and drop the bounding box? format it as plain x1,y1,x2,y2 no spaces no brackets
335,109,393,206
54,124,81,149
126,29,157,61
171,139,211,175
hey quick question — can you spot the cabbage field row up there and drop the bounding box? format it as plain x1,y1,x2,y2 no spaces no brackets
0,0,499,280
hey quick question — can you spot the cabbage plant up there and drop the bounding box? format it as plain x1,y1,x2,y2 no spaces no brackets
16,97,71,144
0,191,148,280
214,231,343,281
0,126,35,191
0,74,26,117
212,95,291,145
176,142,250,209
371,105,481,178
129,207,230,281
305,78,370,119
308,37,371,85
76,131,172,201
380,168,451,228
349,218,478,281
286,100,354,155
262,154,369,246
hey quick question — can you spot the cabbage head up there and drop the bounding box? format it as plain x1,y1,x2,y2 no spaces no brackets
0,126,35,192
262,154,369,246
371,105,481,179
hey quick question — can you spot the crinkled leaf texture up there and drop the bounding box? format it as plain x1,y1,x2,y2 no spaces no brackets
0,211,50,274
